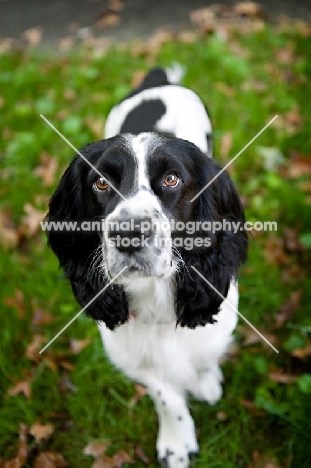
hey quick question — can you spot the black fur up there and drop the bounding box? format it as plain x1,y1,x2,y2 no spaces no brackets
47,140,129,330
47,136,247,330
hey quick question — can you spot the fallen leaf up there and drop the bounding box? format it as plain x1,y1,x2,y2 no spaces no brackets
269,371,297,384
234,2,266,19
29,422,55,444
4,290,25,318
19,204,46,238
219,132,232,159
241,399,266,415
95,13,120,30
129,384,147,406
86,118,104,140
263,236,289,266
239,326,278,349
43,356,58,373
283,228,304,254
22,27,42,46
31,309,54,326
110,450,134,467
292,344,311,359
247,450,281,468
0,424,28,467
26,334,46,364
83,442,110,457
0,210,19,249
57,36,75,51
276,43,295,65
70,338,91,355
134,445,150,464
32,452,68,468
189,7,216,34
216,411,228,421
8,379,32,399
34,153,58,187
215,82,234,97
284,107,303,128
274,290,301,328
58,373,77,393
130,70,146,89
109,0,124,12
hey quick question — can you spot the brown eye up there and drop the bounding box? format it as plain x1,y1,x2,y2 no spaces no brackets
163,173,180,187
94,177,109,191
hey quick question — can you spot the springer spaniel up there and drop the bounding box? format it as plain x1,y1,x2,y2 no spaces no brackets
47,66,247,468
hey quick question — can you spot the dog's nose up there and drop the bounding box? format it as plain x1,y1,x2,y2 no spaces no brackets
108,216,154,252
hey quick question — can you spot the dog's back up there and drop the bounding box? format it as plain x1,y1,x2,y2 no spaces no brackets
105,66,213,157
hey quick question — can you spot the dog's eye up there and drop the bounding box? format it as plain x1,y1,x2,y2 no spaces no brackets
94,177,109,191
163,173,180,187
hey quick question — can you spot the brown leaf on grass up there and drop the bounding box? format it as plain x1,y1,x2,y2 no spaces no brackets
32,452,68,468
83,442,134,468
276,43,295,65
131,70,146,89
238,325,278,349
283,228,304,254
134,445,150,464
263,236,289,266
189,7,216,34
58,372,77,393
268,371,297,384
29,422,55,444
86,118,104,140
274,290,302,328
34,153,58,187
31,309,54,326
0,210,19,249
219,132,233,159
109,0,124,12
292,343,311,359
8,379,32,399
83,442,109,457
19,204,46,238
234,2,266,20
22,27,42,46
95,13,121,30
241,399,266,416
247,450,281,468
26,334,46,364
215,82,234,97
129,384,147,406
4,290,25,318
0,424,28,467
110,450,134,467
70,338,91,355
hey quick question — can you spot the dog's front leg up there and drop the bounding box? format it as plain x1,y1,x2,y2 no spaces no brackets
141,377,198,468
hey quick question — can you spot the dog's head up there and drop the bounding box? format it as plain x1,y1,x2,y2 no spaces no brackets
47,133,247,329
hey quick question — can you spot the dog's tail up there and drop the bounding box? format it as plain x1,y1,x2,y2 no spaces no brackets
164,62,186,84
138,63,185,90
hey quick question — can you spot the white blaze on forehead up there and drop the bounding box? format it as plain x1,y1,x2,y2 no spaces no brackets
130,133,155,189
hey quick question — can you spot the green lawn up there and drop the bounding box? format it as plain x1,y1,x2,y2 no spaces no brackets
0,16,311,467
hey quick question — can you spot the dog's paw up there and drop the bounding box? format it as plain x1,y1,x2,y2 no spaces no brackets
157,418,198,468
193,365,223,405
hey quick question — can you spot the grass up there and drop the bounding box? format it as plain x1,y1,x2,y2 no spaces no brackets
0,17,311,467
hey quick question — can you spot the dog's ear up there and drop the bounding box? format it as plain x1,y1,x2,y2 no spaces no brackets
175,160,247,328
47,146,128,330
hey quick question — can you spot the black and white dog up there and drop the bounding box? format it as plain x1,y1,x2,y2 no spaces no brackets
47,67,247,468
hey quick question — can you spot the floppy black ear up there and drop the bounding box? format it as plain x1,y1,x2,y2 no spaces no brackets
175,159,247,328
47,146,128,330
